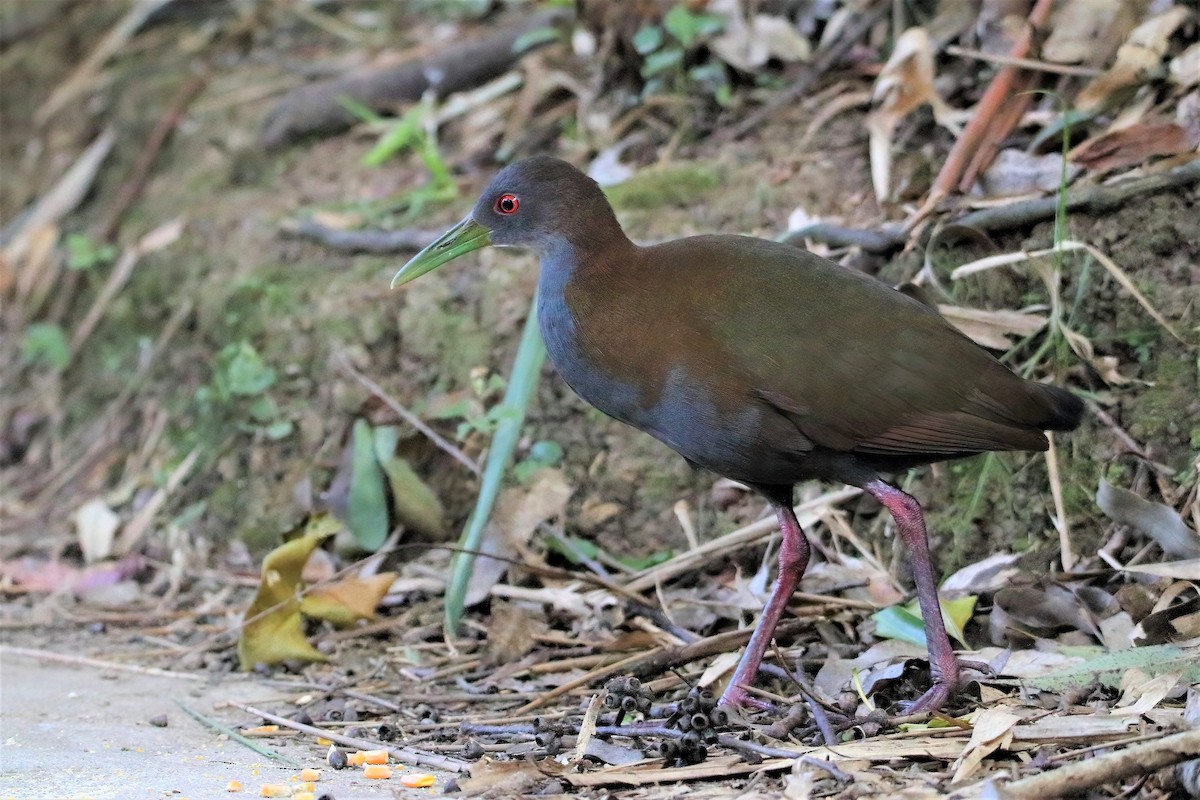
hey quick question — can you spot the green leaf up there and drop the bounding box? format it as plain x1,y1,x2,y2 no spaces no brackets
872,595,977,648
663,4,723,48
444,301,546,636
221,341,276,396
382,456,445,537
632,25,663,54
264,420,294,440
513,439,564,483
642,47,683,77
65,233,116,270
347,420,390,550
21,323,70,368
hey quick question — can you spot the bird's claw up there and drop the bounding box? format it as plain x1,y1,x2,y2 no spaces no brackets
718,684,775,713
901,654,989,714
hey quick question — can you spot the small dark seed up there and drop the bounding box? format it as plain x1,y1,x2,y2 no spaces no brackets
148,714,168,728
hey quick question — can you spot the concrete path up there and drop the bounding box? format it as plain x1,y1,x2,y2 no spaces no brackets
0,647,455,799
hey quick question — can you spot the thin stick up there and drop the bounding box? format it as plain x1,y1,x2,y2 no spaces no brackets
231,702,471,773
945,45,1103,77
175,700,303,768
1045,434,1073,572
622,488,862,593
334,351,480,476
1,645,208,681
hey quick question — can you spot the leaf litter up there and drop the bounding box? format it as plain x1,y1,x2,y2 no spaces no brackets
2,0,1199,797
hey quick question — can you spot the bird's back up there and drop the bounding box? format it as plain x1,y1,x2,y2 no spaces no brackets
551,233,1082,485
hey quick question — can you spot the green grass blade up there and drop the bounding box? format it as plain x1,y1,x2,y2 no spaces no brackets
443,298,545,636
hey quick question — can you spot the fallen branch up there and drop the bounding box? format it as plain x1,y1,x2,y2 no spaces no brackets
259,8,570,148
784,159,1200,254
282,218,441,253
996,729,1200,799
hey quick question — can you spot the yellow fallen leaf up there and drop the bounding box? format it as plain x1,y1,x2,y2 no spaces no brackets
302,572,396,627
237,515,340,670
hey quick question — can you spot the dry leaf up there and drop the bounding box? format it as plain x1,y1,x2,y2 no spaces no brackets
1042,0,1135,66
74,498,120,564
301,571,396,627
937,304,1048,349
1170,41,1200,87
941,552,1022,596
868,28,958,201
237,515,340,670
1069,122,1197,172
951,707,1020,782
975,149,1082,197
484,599,545,664
463,468,572,607
1097,479,1200,559
710,3,811,72
1077,6,1193,112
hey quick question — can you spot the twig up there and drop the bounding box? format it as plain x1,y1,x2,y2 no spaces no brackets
174,700,303,768
720,2,889,141
622,488,862,593
1,645,208,681
230,702,471,773
114,446,200,555
98,74,207,242
995,729,1200,798
281,219,442,254
944,45,1104,78
333,351,480,476
0,128,116,251
1045,434,1073,572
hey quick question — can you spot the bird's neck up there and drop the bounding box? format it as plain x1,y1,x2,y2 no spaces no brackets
535,229,637,301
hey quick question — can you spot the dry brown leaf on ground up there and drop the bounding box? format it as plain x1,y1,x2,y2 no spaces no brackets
1069,122,1198,172
301,571,396,627
1041,0,1137,67
1077,6,1195,112
936,304,1048,350
1097,478,1200,560
868,27,959,202
462,468,571,607
951,706,1021,783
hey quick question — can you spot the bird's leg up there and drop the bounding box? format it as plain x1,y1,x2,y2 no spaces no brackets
719,499,811,710
864,479,973,713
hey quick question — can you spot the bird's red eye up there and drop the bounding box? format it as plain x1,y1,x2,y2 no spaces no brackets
495,194,519,215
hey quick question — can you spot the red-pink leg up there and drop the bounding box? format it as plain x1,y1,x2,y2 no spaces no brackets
719,501,811,710
865,479,968,712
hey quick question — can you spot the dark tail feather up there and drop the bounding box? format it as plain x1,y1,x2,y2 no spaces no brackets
1031,383,1084,431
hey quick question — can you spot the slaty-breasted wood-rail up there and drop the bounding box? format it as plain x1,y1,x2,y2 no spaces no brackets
392,156,1083,712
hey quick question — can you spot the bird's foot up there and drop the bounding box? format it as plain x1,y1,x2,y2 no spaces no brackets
902,656,989,714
